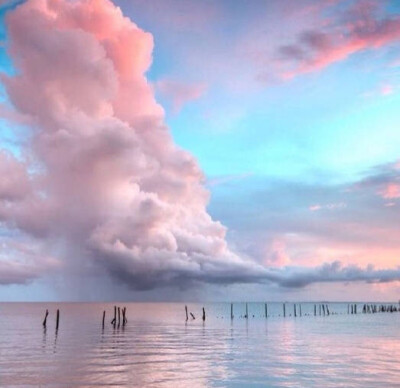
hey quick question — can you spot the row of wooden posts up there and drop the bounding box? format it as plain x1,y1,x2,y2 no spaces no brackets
185,303,400,320
42,306,127,330
42,302,400,329
360,304,398,314
221,303,329,319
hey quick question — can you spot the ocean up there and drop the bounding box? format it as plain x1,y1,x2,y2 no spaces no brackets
0,302,399,387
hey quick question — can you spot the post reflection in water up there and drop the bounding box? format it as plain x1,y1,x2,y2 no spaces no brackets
0,302,399,387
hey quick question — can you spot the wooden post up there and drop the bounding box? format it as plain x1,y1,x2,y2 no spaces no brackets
185,305,188,321
111,306,116,325
314,304,316,316
283,303,286,317
294,304,297,317
299,304,302,317
245,303,248,319
348,304,350,314
319,304,321,316
42,309,49,327
354,304,357,314
56,309,60,331
121,308,126,325
190,312,195,320
102,310,106,328
202,307,206,321
325,304,329,316
265,303,268,318
231,303,233,319
117,307,121,326
322,304,325,316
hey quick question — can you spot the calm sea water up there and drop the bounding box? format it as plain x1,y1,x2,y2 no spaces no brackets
0,302,399,387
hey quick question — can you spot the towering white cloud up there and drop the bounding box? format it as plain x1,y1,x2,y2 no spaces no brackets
0,0,261,290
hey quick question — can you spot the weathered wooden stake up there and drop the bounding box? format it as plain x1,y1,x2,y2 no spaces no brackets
121,308,125,325
185,305,188,321
283,303,286,317
123,307,128,324
56,309,60,331
299,304,302,317
314,304,316,316
326,304,330,316
202,307,206,321
354,304,357,314
294,304,297,317
190,312,195,319
117,307,121,326
319,304,321,315
111,306,116,325
102,310,106,328
231,303,233,319
42,309,49,327
322,304,326,315
245,303,248,319
265,303,268,318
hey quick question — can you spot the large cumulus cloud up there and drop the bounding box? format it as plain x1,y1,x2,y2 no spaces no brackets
0,0,264,290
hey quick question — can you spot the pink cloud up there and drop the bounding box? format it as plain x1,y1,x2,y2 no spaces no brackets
0,237,61,285
380,84,394,96
380,183,400,199
275,2,400,79
361,82,396,98
0,103,31,124
0,0,263,290
207,172,253,187
263,238,291,268
0,151,30,201
156,79,207,114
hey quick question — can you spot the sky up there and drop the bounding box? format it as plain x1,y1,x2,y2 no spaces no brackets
0,0,400,302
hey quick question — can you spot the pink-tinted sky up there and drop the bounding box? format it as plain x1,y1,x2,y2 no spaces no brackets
0,0,399,301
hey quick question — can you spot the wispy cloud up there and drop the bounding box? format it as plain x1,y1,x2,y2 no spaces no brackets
156,79,207,114
309,202,346,211
255,0,400,82
206,172,253,187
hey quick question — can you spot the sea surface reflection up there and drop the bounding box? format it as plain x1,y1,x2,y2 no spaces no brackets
0,302,399,387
